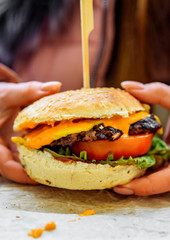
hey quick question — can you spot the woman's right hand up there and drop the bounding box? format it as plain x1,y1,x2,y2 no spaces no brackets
113,81,170,196
0,80,61,183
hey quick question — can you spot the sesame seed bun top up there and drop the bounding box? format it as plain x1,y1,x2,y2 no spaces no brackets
14,87,145,131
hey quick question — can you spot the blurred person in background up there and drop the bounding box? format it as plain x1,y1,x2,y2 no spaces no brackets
0,0,169,195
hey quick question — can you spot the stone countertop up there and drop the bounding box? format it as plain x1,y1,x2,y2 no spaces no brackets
1,176,170,239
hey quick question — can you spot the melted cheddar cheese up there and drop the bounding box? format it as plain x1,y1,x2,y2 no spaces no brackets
24,112,150,149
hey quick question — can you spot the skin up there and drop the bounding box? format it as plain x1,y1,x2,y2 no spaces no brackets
113,81,170,196
0,1,103,183
1,68,170,195
0,65,61,183
13,0,104,91
0,0,103,183
0,2,169,195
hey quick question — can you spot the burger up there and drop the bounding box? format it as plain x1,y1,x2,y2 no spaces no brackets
12,88,170,190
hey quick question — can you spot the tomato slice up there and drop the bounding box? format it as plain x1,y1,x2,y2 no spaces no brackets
71,134,153,160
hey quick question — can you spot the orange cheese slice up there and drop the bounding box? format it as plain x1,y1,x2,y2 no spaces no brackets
25,112,149,149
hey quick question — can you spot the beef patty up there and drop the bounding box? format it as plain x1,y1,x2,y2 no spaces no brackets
49,115,161,148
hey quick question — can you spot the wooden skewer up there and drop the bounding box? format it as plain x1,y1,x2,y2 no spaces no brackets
80,0,94,89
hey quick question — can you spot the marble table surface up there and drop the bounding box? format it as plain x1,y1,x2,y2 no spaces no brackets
1,176,170,240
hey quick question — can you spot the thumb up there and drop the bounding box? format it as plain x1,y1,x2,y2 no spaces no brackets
0,81,61,108
113,165,170,196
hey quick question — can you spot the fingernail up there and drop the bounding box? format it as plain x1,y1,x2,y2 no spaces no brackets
41,82,61,91
121,81,145,90
114,187,134,195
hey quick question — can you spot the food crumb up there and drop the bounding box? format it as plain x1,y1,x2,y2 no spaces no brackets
69,219,77,222
69,218,81,222
28,221,56,238
44,221,56,231
16,216,20,218
28,228,43,238
78,209,95,217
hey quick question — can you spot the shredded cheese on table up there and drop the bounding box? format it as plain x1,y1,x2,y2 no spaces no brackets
79,209,95,217
28,221,56,238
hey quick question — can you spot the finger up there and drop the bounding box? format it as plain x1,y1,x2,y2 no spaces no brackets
121,81,170,109
0,63,20,83
0,137,9,147
0,107,16,128
113,165,170,196
0,81,61,108
163,117,170,147
0,144,37,184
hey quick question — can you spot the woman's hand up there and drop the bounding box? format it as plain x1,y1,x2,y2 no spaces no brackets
113,81,170,196
121,81,170,109
0,80,61,184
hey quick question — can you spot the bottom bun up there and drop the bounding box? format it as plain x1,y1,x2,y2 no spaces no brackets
18,145,146,190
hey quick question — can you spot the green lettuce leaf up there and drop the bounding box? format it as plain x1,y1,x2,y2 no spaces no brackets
107,153,114,161
100,155,156,169
80,151,87,160
44,135,170,169
148,135,168,155
44,148,85,161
